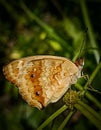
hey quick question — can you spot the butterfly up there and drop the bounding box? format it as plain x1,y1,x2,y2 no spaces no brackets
3,55,84,109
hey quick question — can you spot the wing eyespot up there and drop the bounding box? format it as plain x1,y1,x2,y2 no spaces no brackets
35,91,40,96
30,74,35,78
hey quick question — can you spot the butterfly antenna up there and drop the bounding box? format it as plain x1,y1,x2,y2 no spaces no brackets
73,28,88,62
79,28,88,58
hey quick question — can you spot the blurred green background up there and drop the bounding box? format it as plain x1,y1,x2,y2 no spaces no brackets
0,0,101,130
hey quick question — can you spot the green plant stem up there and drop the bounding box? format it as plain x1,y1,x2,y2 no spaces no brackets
78,100,101,121
75,100,101,130
76,83,101,110
80,0,100,63
75,62,101,109
20,2,72,52
84,62,101,89
58,110,75,130
37,105,67,130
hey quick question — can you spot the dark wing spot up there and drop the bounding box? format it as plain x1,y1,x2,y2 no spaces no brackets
30,74,35,78
35,91,40,96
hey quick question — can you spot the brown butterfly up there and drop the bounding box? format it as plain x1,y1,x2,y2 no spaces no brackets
3,55,84,109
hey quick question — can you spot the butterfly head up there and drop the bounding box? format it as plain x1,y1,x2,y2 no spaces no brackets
74,58,84,78
75,58,84,68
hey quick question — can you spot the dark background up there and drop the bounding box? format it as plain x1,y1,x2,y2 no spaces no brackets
0,0,101,130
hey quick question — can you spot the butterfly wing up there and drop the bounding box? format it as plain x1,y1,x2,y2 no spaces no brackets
3,56,80,109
